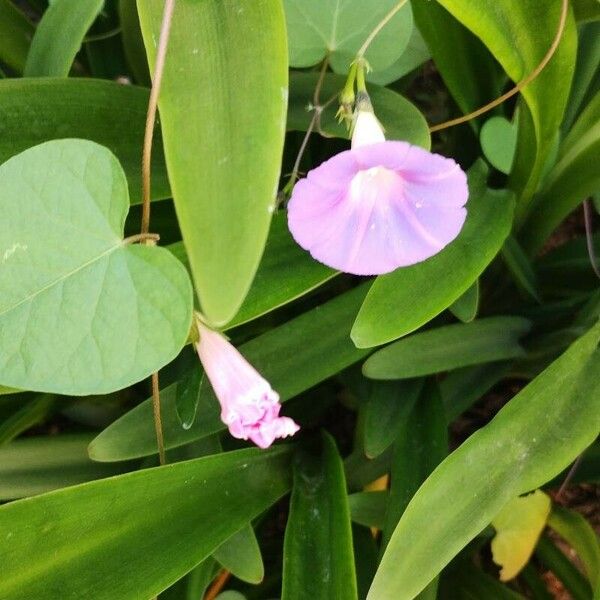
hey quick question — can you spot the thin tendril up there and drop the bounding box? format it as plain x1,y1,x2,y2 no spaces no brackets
429,0,569,133
141,0,176,466
583,200,600,280
356,0,410,60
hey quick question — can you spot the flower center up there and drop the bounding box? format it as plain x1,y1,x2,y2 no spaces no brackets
349,166,401,205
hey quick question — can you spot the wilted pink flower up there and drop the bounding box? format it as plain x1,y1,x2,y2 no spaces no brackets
195,320,299,449
288,106,469,276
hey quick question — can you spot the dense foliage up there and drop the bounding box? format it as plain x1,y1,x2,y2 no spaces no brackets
0,0,599,599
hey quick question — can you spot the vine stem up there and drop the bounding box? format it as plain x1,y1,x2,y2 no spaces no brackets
356,0,409,60
429,0,569,133
141,0,177,467
204,569,231,600
141,0,176,234
122,233,160,246
283,57,330,194
583,200,600,280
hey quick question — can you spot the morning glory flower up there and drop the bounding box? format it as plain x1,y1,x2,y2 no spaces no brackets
287,101,469,276
195,320,300,449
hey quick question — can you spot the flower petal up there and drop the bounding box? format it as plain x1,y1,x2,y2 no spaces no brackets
287,141,469,275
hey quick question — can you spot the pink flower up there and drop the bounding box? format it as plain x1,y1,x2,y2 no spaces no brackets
287,106,469,276
195,320,299,449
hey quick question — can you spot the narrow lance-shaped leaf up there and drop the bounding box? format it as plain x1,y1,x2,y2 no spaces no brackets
369,322,600,600
548,506,600,594
0,447,292,600
0,78,170,204
0,0,34,73
362,317,531,380
24,0,104,77
0,435,131,500
282,434,358,600
137,0,289,326
524,93,600,254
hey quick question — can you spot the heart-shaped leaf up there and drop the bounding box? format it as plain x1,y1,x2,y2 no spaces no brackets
481,116,518,174
284,0,413,74
0,139,193,395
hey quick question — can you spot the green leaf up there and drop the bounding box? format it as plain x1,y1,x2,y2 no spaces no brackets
572,0,600,22
0,77,170,204
440,362,511,422
548,506,600,592
118,0,151,85
363,317,530,380
24,0,103,76
442,559,527,600
348,491,388,529
0,447,291,600
0,385,20,396
411,0,504,119
363,380,423,458
449,280,479,323
0,0,34,73
0,394,54,445
481,116,518,174
535,536,593,600
160,559,219,600
524,92,600,254
501,235,542,302
351,162,514,348
381,382,447,552
213,525,264,585
137,0,288,327
369,322,600,600
174,365,203,430
562,22,600,133
282,434,358,600
367,27,430,86
491,490,552,581
284,0,413,74
288,72,431,149
429,0,577,207
89,284,371,461
170,212,338,330
0,140,192,395
0,435,131,500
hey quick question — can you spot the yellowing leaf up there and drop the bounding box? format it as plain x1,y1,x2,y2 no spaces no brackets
491,490,552,581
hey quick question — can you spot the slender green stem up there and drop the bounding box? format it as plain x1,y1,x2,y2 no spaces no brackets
356,0,409,60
